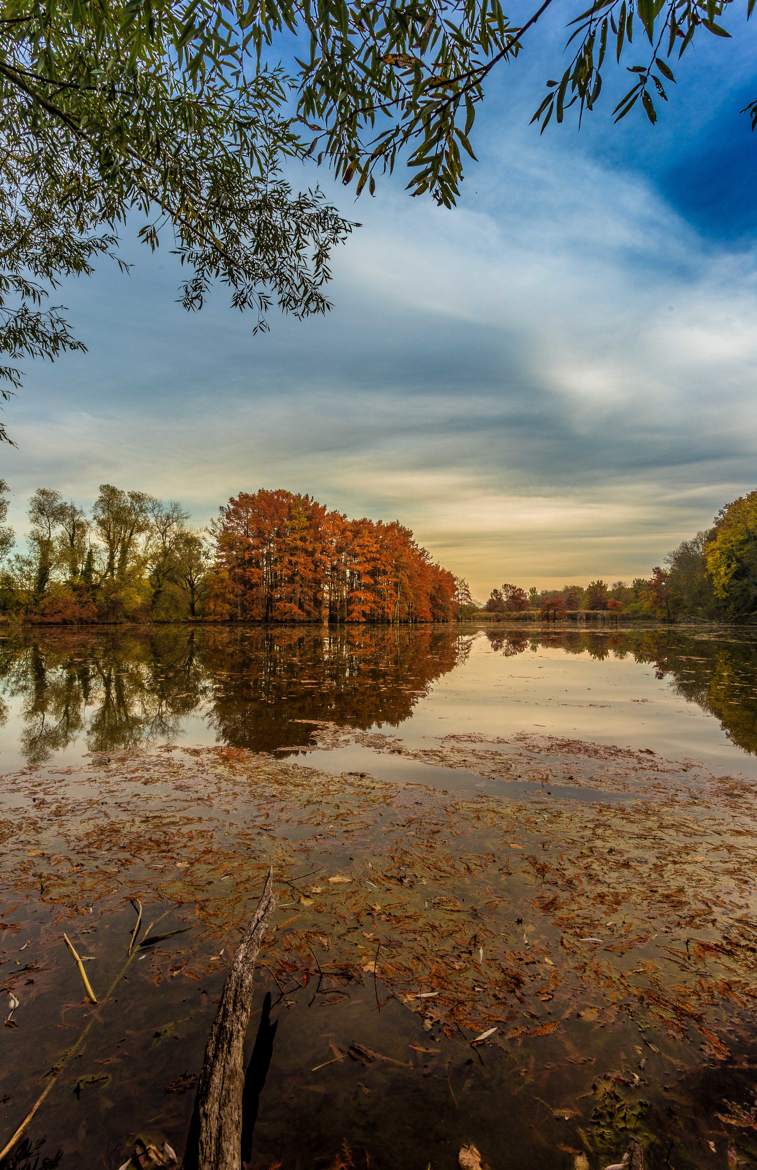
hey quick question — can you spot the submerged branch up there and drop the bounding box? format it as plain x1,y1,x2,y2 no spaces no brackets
185,869,275,1170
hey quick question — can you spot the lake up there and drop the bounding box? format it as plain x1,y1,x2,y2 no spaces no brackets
0,623,755,1170
1,623,757,773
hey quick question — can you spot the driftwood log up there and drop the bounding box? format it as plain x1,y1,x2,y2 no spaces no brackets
185,870,274,1170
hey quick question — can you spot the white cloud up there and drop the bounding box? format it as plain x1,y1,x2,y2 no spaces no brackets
2,132,755,595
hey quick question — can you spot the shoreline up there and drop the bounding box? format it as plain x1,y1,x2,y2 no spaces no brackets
1,616,755,631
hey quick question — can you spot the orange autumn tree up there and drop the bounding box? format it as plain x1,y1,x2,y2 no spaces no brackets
209,489,457,623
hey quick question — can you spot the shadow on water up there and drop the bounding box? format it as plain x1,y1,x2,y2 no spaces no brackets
240,992,277,1166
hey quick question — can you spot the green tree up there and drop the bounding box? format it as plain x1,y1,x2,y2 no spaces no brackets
585,579,609,610
666,532,716,618
648,565,673,621
0,0,353,443
0,478,12,564
56,501,89,583
562,584,584,610
453,576,474,619
28,487,66,601
173,531,210,619
146,499,190,615
705,492,757,619
93,484,152,583
0,479,15,612
2,1,753,442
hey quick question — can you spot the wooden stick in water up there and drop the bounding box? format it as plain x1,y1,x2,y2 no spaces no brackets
185,869,275,1170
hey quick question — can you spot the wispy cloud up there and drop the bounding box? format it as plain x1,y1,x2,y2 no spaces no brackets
2,103,755,594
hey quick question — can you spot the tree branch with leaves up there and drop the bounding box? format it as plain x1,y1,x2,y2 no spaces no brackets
0,0,750,441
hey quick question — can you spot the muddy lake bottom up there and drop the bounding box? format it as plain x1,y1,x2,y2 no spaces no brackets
0,624,755,1169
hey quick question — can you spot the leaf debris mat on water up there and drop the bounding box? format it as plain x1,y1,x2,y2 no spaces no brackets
0,738,755,1163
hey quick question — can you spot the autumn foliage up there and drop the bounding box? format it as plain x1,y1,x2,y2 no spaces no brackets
210,489,457,623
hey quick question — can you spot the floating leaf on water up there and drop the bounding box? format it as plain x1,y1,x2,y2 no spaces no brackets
328,874,352,885
312,1044,346,1073
73,1071,111,1097
458,1144,490,1170
472,1026,498,1045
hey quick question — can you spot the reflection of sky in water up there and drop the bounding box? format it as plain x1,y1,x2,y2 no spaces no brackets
383,639,757,777
0,626,756,777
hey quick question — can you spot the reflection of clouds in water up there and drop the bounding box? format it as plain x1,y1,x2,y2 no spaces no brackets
481,626,757,756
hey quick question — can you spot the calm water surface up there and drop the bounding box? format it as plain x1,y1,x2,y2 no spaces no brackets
1,622,756,775
1,623,756,1170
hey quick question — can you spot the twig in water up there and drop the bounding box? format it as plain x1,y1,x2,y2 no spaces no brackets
0,907,172,1164
128,898,143,956
63,933,97,1004
373,941,381,1014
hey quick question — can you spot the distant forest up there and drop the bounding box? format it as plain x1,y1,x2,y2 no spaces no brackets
0,484,753,624
479,491,757,623
0,484,459,624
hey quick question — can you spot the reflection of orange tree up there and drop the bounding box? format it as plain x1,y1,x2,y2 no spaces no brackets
201,624,472,752
4,625,755,762
0,626,473,762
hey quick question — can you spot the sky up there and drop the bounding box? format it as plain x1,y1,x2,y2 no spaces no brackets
1,7,756,596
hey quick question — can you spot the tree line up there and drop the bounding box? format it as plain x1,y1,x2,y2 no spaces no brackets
1,483,752,625
479,491,757,622
0,483,460,624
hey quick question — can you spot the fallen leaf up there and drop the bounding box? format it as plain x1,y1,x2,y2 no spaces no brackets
459,1144,489,1170
472,1026,498,1045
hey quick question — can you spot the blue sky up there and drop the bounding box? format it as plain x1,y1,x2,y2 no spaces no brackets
1,6,755,594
